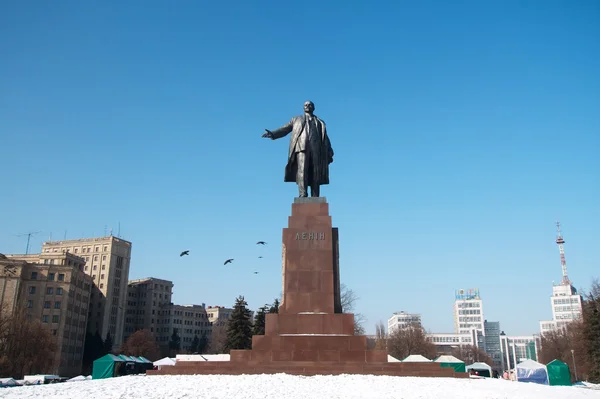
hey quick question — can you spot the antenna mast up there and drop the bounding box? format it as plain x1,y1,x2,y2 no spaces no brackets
556,221,570,285
16,231,41,255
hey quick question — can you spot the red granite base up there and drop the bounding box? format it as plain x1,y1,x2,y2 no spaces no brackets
147,198,468,378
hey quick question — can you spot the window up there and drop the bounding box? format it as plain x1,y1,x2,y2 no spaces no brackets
42,315,49,323
31,271,38,280
44,259,48,264
103,246,108,251
50,259,54,265
44,301,51,309
93,265,97,270
52,315,59,323
102,265,106,270
101,274,105,280
95,246,99,252
26,300,33,308
46,287,54,295
52,329,57,336
74,248,78,253
48,273,55,281
100,283,104,289
94,255,98,261
102,255,106,260
56,288,63,295
85,266,89,271
54,301,61,309
29,286,36,294
58,273,64,281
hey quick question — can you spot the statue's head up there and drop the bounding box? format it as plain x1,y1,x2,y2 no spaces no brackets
303,101,315,114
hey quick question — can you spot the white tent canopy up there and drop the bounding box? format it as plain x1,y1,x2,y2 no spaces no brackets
153,357,176,366
466,362,492,372
516,359,549,385
434,355,464,363
402,354,431,362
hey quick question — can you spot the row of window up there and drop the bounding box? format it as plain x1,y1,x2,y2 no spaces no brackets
458,309,481,315
553,297,580,305
31,271,65,281
42,314,60,323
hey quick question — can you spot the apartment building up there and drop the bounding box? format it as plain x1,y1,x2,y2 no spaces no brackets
124,278,212,353
124,277,174,343
0,252,92,376
206,305,233,326
41,236,132,349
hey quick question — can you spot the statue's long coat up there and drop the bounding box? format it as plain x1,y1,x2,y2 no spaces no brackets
270,114,334,185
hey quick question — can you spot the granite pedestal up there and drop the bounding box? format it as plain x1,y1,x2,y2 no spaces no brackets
147,198,467,378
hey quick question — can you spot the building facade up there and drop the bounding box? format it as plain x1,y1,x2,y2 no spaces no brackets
539,283,583,334
387,311,422,334
426,332,474,354
500,334,539,370
124,277,174,343
454,288,484,335
41,236,132,349
483,320,503,372
0,252,92,376
124,277,212,354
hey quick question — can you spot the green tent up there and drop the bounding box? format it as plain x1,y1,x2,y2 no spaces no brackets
92,354,125,380
434,355,466,373
547,359,571,386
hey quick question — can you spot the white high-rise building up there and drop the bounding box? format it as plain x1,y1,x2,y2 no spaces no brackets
454,288,484,335
539,222,583,335
387,311,421,334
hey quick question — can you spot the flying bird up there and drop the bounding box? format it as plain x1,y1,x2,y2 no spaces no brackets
258,256,263,259
180,250,189,257
253,271,259,274
256,241,267,245
224,258,234,265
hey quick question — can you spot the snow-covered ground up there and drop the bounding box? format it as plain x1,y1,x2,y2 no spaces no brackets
0,374,596,399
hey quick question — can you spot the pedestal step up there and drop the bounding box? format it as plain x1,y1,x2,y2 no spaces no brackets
265,313,355,335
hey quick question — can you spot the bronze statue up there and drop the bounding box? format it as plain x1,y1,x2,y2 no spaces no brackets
262,101,334,197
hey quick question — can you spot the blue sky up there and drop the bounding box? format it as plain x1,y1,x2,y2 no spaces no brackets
1,1,598,336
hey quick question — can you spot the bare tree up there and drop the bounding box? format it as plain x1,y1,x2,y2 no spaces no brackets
0,306,57,378
120,329,160,361
387,323,436,361
206,323,228,354
340,283,366,335
374,320,387,350
451,345,493,366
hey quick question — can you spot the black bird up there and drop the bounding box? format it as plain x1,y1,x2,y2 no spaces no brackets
253,271,259,274
258,256,263,259
224,258,234,265
256,241,267,245
180,250,189,257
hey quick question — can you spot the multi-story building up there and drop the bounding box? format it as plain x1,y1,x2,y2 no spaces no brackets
41,236,132,349
387,311,422,334
454,288,484,335
500,333,539,370
426,332,474,354
539,282,583,334
0,252,92,376
483,320,503,372
206,305,233,327
124,277,212,354
166,304,212,352
124,277,174,343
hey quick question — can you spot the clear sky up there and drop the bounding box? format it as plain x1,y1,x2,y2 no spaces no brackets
1,1,599,336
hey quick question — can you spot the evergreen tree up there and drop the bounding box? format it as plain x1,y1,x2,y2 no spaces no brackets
253,305,269,335
82,331,104,373
190,335,200,353
169,328,181,352
268,298,280,314
198,332,208,354
583,284,600,383
103,332,113,355
224,295,253,351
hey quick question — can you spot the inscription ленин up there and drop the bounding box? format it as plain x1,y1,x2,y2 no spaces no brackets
295,232,325,240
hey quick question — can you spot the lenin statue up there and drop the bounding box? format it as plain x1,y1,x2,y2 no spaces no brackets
262,101,334,197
